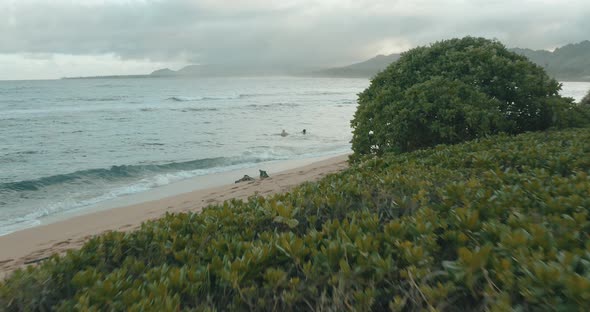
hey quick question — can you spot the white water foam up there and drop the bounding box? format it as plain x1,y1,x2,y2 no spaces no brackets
0,148,350,236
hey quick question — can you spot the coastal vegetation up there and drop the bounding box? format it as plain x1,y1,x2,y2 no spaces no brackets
2,37,590,310
350,37,586,160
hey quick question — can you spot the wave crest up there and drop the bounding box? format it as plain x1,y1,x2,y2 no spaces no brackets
0,154,282,193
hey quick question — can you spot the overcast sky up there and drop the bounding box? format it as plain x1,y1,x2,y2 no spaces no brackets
1,0,589,80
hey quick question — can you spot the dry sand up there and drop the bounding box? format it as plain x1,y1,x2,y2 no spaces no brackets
0,154,349,279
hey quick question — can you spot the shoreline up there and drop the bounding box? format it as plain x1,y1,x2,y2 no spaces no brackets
0,154,350,278
2,152,349,236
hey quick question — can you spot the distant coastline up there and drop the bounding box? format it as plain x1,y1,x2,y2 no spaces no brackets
62,40,590,81
62,75,152,79
62,71,590,82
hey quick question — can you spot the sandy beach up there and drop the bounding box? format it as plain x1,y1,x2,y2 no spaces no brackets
0,154,349,279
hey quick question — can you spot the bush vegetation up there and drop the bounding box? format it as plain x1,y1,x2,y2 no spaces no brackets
582,90,590,106
2,127,590,311
350,37,585,160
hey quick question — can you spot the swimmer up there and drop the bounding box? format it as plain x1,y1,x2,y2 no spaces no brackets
302,129,307,135
281,129,288,137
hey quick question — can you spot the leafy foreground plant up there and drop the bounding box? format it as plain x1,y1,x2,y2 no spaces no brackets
2,128,590,311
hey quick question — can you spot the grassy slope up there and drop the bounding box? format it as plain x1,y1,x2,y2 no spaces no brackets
2,128,590,311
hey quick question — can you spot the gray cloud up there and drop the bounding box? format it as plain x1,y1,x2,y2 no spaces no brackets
1,0,589,78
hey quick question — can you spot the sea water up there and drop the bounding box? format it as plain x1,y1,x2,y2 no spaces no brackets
560,81,590,102
0,77,588,235
0,77,368,235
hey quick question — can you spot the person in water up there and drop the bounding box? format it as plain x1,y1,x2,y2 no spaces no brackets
302,129,306,135
281,129,288,137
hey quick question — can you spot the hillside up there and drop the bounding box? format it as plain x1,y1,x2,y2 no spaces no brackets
148,64,300,77
66,41,589,80
511,41,590,81
2,127,590,310
150,68,176,76
316,41,590,80
313,54,400,78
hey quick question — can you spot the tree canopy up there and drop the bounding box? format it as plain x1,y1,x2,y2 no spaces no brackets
350,37,573,160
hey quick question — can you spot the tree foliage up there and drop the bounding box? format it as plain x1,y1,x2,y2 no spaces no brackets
350,37,574,160
582,89,590,106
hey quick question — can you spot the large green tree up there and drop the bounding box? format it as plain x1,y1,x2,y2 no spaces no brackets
350,37,567,159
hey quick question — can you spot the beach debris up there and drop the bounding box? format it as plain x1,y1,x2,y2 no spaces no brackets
23,256,51,265
281,129,288,137
235,175,255,183
259,170,269,179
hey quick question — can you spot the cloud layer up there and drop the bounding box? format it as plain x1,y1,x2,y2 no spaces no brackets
1,0,589,79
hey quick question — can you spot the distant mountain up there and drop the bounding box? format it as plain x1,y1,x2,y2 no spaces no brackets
313,41,590,80
63,74,150,79
150,64,304,77
313,54,401,78
511,41,590,81
150,68,176,76
64,64,303,79
65,41,589,80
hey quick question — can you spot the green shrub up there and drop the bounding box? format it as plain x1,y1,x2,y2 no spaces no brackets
350,37,572,160
2,128,590,311
544,95,590,128
582,89,590,106
361,77,507,153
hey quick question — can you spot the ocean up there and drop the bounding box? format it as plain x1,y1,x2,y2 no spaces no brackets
0,77,588,235
0,77,368,235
